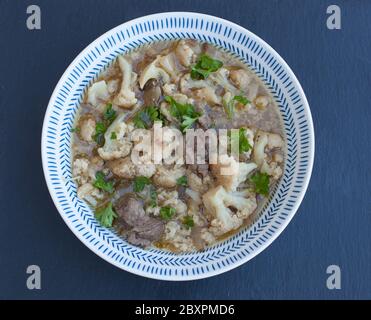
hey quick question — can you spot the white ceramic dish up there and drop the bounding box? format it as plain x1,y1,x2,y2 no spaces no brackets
41,12,314,280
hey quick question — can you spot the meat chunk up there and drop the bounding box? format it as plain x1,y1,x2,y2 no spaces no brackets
115,198,165,247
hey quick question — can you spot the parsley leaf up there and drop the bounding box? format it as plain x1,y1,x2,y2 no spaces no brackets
181,115,199,132
250,171,270,196
176,176,188,186
164,96,201,132
230,128,252,154
233,95,250,105
93,104,117,145
149,187,158,208
70,127,80,133
133,112,147,129
93,122,107,146
191,54,223,80
103,103,117,124
110,132,117,140
160,206,176,220
94,202,118,228
133,106,164,129
223,95,250,120
182,215,195,229
93,171,114,193
133,176,152,193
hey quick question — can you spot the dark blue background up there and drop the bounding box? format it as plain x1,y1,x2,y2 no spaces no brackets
0,0,370,300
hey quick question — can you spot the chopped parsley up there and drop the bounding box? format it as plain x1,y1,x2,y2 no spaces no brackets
191,54,223,80
133,176,152,193
133,106,164,129
164,96,201,132
93,171,114,193
103,103,117,124
230,128,252,154
94,202,117,228
70,127,80,133
223,95,250,120
176,176,188,187
233,95,250,105
93,122,107,146
160,206,176,220
182,215,195,229
250,171,270,196
93,103,117,146
149,187,158,208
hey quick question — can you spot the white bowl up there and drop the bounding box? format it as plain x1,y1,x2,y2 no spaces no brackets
41,12,314,280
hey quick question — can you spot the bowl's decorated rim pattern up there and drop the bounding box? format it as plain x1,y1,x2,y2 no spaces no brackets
41,12,314,280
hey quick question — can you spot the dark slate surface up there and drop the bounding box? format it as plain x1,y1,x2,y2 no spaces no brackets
0,0,370,299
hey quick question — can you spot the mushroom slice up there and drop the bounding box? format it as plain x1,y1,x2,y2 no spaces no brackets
139,58,170,89
143,79,162,106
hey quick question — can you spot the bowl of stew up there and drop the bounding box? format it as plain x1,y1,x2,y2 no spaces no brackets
42,12,314,280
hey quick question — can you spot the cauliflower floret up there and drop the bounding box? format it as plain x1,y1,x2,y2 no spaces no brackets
164,221,196,252
77,183,104,207
79,116,96,142
209,68,238,96
202,185,257,236
186,197,207,226
186,170,213,194
73,157,104,184
107,79,120,94
113,56,138,108
158,53,178,81
200,228,216,245
73,158,90,184
253,131,284,180
97,113,133,160
153,165,186,188
180,73,211,95
108,156,155,179
187,172,204,193
139,57,170,89
162,83,177,96
211,155,257,192
185,188,202,204
229,69,252,90
175,40,195,67
193,87,221,105
179,73,221,106
155,188,187,216
87,80,110,107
